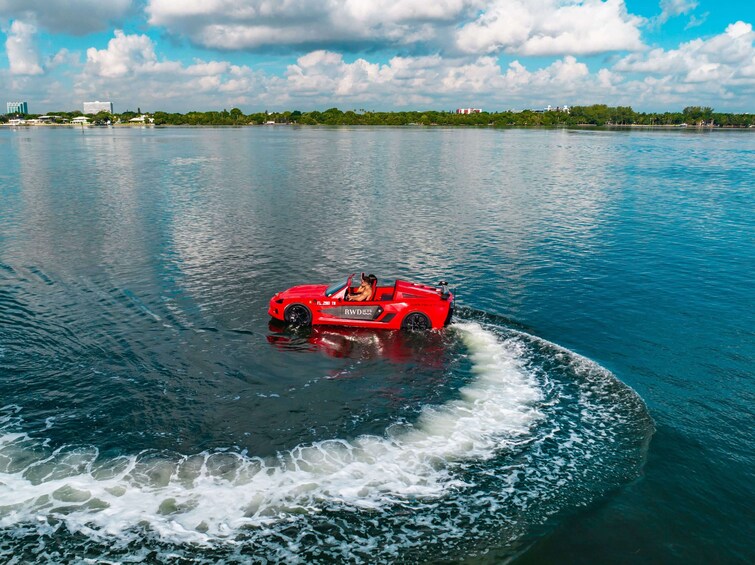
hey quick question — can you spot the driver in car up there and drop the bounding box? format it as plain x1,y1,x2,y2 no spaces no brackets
345,273,375,302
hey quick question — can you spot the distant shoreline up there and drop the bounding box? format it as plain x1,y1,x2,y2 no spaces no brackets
2,122,752,130
4,105,752,128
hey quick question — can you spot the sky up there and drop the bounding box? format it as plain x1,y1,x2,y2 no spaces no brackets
1,0,753,114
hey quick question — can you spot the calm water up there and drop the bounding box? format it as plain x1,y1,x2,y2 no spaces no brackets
0,126,752,563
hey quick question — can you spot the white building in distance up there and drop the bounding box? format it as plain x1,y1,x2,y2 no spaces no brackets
456,108,482,114
7,101,28,114
83,101,113,114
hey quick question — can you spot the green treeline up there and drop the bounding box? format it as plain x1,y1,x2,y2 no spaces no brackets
3,105,753,127
152,105,753,127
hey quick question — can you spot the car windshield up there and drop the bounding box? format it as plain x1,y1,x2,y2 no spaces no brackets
324,277,350,297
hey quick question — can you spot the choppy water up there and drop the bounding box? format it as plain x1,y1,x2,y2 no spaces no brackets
0,126,752,563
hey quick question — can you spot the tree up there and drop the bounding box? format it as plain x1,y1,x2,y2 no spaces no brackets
93,110,112,124
683,106,714,124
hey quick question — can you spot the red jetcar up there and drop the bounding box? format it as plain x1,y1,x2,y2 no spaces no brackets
269,273,453,331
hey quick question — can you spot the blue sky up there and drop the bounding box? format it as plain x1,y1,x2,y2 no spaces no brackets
1,0,753,113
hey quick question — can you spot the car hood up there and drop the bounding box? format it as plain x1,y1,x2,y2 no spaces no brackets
275,284,328,300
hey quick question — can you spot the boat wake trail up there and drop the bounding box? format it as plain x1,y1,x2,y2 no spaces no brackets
0,321,653,563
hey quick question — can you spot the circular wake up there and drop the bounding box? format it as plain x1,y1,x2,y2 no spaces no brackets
0,321,653,563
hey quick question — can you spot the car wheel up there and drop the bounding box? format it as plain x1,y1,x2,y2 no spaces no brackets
401,312,431,332
284,304,312,326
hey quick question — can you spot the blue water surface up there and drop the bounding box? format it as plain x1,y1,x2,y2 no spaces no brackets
0,126,752,563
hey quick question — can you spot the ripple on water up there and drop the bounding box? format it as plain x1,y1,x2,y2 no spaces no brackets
0,321,653,563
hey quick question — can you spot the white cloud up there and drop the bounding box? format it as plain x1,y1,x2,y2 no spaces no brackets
85,31,157,78
0,0,133,35
145,0,645,57
615,21,755,83
45,48,78,70
656,0,698,25
5,19,43,75
610,21,755,107
7,16,754,116
147,0,475,29
597,68,619,90
281,49,599,108
286,51,393,101
500,56,592,98
61,22,752,113
146,0,479,51
73,30,612,111
77,30,267,109
685,12,708,30
270,26,754,111
455,0,645,56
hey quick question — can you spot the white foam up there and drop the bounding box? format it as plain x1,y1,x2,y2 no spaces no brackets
0,323,543,543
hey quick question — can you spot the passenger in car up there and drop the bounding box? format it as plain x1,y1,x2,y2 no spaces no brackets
346,273,376,302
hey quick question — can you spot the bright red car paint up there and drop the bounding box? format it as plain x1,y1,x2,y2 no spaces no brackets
267,323,449,366
268,274,453,330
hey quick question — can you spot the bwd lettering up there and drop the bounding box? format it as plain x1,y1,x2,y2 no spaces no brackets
346,308,370,316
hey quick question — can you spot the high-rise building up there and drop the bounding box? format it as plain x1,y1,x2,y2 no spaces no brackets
83,101,113,114
6,101,28,114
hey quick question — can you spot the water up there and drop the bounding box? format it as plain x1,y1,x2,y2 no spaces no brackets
0,126,752,563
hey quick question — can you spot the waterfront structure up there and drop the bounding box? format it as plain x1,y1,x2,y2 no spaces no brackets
532,105,571,113
456,108,482,114
128,115,154,124
6,101,28,115
83,101,113,114
543,105,571,113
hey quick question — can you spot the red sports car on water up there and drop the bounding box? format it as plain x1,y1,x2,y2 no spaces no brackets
269,273,453,331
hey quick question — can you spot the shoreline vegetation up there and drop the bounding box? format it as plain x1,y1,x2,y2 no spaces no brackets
2,105,753,129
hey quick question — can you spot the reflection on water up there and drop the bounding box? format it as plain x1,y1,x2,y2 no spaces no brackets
4,127,620,323
267,321,451,368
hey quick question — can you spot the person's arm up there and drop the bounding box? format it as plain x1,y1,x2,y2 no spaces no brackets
352,284,372,301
